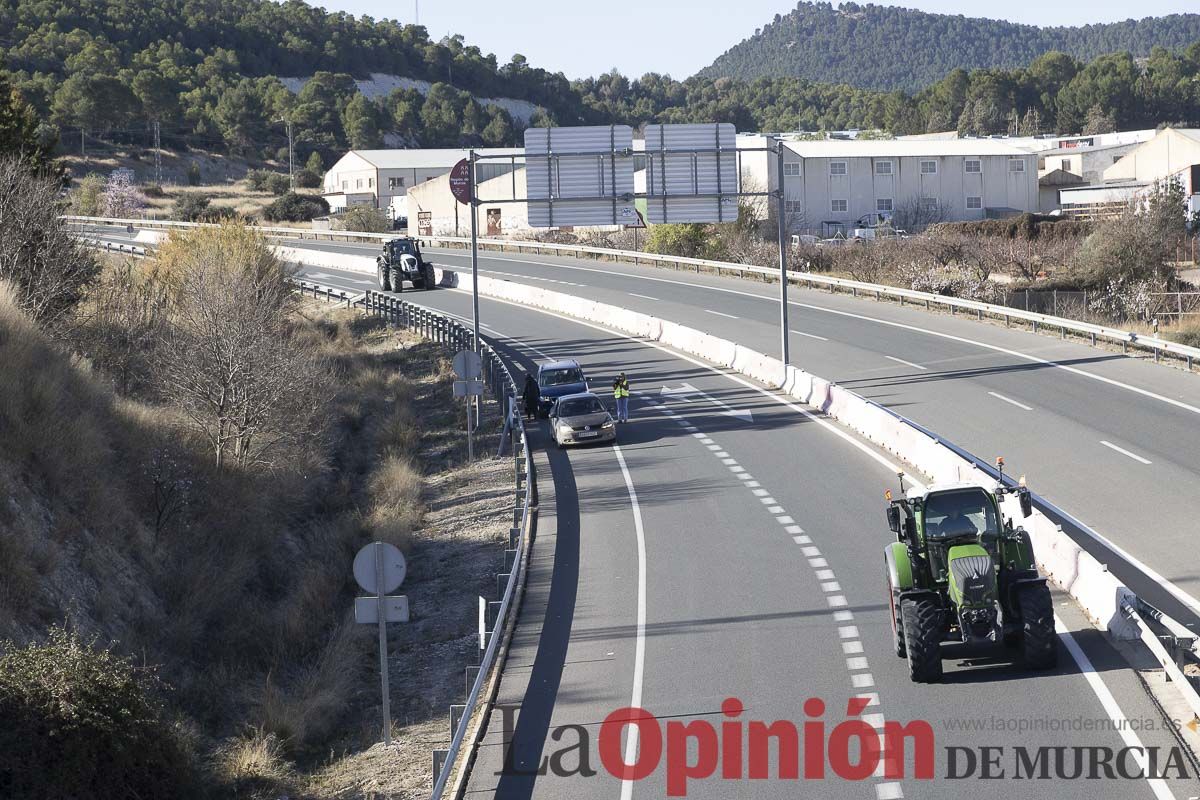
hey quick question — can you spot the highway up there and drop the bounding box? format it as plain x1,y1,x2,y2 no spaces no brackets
400,284,1196,798
262,233,1200,629
79,224,1200,796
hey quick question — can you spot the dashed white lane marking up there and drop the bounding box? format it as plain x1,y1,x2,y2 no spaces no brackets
628,293,658,301
704,308,738,319
639,390,902,798
987,391,1034,411
884,355,927,371
876,784,904,800
479,267,585,288
790,328,830,341
1100,440,1153,465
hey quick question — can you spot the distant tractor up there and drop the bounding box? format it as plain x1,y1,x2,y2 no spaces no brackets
377,237,436,292
883,462,1057,682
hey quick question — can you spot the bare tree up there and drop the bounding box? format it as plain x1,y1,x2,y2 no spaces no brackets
892,195,946,233
155,225,332,471
0,157,100,328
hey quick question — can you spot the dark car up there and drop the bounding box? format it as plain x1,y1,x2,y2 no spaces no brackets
535,359,589,418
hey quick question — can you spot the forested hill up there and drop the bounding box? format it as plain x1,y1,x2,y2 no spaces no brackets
700,2,1200,92
3,0,1200,164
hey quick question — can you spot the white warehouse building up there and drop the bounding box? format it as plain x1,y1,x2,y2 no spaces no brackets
322,148,522,217
739,136,1039,235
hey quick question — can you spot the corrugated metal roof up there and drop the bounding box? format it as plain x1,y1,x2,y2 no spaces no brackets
350,148,523,169
782,139,1033,158
1173,128,1200,145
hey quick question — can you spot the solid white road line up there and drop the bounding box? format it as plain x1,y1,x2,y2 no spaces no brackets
790,329,830,341
884,355,927,371
1056,616,1177,800
1100,440,1153,465
628,293,658,301
987,391,1034,411
612,442,648,800
704,308,738,319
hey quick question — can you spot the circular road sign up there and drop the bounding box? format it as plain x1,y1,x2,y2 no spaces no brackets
353,541,407,595
449,159,472,205
453,349,483,380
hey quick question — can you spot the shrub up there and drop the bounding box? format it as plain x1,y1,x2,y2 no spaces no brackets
305,151,324,174
337,204,389,233
245,169,272,191
0,628,196,800
186,161,201,186
172,192,211,222
263,192,329,222
142,183,166,198
264,172,292,195
70,172,107,216
247,169,293,196
645,223,711,259
1169,322,1200,348
294,167,321,188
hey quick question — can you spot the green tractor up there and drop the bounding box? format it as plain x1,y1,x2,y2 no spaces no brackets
884,462,1057,683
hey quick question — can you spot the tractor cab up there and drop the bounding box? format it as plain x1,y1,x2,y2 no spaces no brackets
883,462,1053,683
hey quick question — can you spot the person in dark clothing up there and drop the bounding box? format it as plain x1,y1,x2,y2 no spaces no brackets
522,373,540,420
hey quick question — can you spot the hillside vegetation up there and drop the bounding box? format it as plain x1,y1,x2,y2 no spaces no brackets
4,0,1200,169
0,151,511,794
701,2,1200,92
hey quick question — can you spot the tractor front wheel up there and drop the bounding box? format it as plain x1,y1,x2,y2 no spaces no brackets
887,575,905,658
378,263,391,292
1018,584,1057,670
900,596,943,683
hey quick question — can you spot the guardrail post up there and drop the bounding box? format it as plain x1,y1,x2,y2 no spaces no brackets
450,704,467,739
433,749,449,781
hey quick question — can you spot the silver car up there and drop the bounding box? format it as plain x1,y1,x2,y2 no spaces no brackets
549,392,616,448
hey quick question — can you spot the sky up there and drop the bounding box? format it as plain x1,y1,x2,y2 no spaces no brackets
312,0,1200,80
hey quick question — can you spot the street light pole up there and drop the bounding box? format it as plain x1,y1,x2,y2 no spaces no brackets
775,139,791,378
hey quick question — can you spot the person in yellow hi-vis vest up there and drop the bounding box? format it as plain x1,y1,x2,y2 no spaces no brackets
613,372,630,423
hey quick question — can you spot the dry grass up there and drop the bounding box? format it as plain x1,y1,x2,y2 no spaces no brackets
1,280,511,796
211,728,294,798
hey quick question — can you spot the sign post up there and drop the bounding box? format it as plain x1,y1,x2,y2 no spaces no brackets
450,156,480,353
453,350,484,462
352,541,409,746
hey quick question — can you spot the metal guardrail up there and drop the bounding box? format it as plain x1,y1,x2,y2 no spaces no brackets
298,282,537,799
64,215,1200,370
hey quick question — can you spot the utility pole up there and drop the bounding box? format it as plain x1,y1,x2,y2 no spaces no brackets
277,118,295,189
153,121,162,185
415,0,419,25
81,129,86,158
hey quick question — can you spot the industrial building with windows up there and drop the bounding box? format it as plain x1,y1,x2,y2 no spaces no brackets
738,136,1039,236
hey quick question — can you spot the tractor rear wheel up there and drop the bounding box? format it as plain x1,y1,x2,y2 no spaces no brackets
900,596,943,683
1018,584,1057,670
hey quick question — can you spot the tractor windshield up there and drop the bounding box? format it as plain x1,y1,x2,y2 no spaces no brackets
388,240,417,257
923,488,999,539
